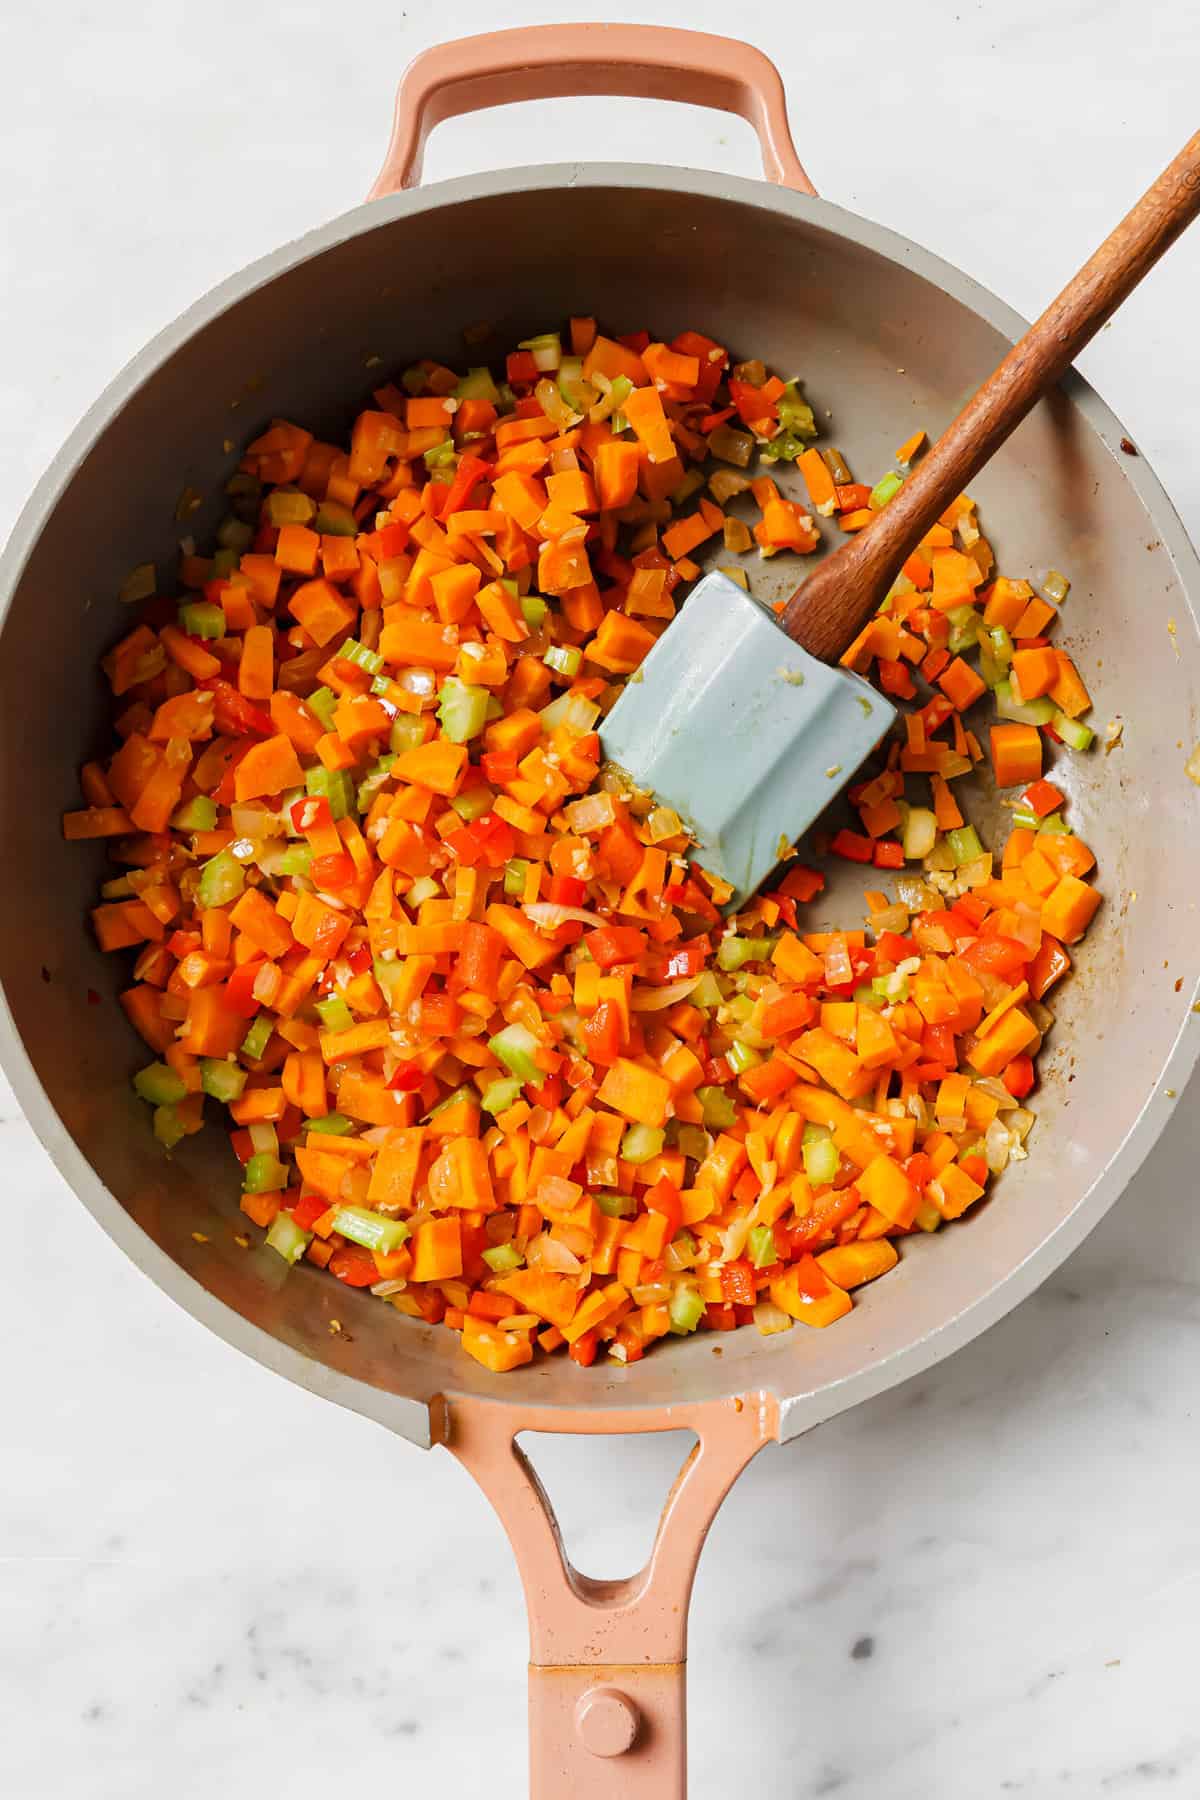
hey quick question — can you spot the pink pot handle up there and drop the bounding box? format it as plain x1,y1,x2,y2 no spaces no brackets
368,24,815,198
437,1392,779,1798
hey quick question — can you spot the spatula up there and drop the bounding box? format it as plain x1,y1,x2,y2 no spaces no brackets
602,131,1200,901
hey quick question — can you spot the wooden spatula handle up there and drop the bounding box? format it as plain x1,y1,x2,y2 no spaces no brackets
780,130,1200,663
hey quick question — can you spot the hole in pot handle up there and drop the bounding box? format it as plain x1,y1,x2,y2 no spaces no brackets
368,25,816,198
435,1391,779,1799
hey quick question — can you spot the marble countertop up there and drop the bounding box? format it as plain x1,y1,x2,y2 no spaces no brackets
3,2,1199,1794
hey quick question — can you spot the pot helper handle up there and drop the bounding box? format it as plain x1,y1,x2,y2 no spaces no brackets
437,1392,779,1799
369,24,815,197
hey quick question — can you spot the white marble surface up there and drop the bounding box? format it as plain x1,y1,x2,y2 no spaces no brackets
3,1,1200,1794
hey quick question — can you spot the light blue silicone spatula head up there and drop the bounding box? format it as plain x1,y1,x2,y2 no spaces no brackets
601,571,896,903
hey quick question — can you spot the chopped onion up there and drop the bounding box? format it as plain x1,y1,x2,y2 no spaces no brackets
753,1300,793,1336
523,902,604,930
370,1279,408,1297
629,975,703,1011
231,803,280,840
248,1121,277,1156
868,902,910,935
984,1117,1013,1173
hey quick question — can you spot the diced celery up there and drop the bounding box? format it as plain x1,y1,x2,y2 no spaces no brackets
373,958,405,1001
240,1016,273,1061
428,1082,478,1117
265,490,315,526
217,516,254,553
276,844,313,878
265,1212,311,1264
760,429,808,463
668,1286,705,1335
673,1124,711,1163
1011,808,1039,830
211,548,238,579
313,500,357,536
697,1085,737,1129
776,381,816,436
947,825,984,866
726,1039,762,1075
306,1113,355,1136
340,638,385,675
544,644,583,679
390,714,428,755
994,681,1056,725
1052,711,1094,751
482,1076,523,1115
717,935,774,972
518,332,562,371
178,601,225,639
803,1136,839,1184
520,594,548,631
243,1151,287,1194
854,983,885,1010
455,365,502,404
596,1191,637,1219
913,1197,942,1233
488,1022,542,1085
869,471,904,509
133,1061,187,1106
690,971,724,1010
748,1224,778,1269
903,807,937,860
171,795,218,832
407,876,439,906
448,785,494,823
200,1058,248,1104
504,859,529,897
307,686,338,729
153,1103,186,1150
306,765,354,820
1038,813,1072,837
873,970,910,1003
423,440,457,470
331,1206,410,1253
1043,569,1070,602
197,848,245,909
401,366,426,396
356,754,396,814
437,676,490,743
481,1242,524,1273
621,1123,665,1165
316,995,355,1033
978,644,1007,690
670,469,707,506
989,625,1015,663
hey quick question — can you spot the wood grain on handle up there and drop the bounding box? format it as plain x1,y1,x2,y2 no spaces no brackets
781,130,1200,663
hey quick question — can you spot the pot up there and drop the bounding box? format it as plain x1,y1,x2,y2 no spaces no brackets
3,24,1198,1797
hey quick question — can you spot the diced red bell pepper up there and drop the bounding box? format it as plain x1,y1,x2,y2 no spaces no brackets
229,1127,255,1165
506,350,538,386
345,942,373,974
1003,1053,1036,1099
960,936,1028,978
387,1062,425,1092
329,1247,378,1287
311,852,355,889
581,1000,622,1067
875,931,913,966
224,959,265,1018
439,454,492,520
548,874,587,907
721,1258,757,1308
873,839,905,869
568,1328,599,1367
291,1193,329,1231
482,750,519,786
377,520,411,558
196,677,275,738
618,329,651,353
585,925,647,968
